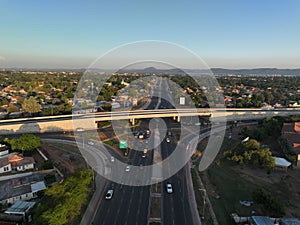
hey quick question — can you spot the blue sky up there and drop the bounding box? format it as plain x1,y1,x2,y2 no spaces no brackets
0,0,300,69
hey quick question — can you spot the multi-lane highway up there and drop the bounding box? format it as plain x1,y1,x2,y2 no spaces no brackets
161,123,194,225
92,77,199,225
92,79,159,225
92,138,153,225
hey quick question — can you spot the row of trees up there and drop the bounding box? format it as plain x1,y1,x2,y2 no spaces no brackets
240,117,283,141
218,75,300,107
4,134,41,152
170,74,300,108
224,139,275,168
33,169,93,225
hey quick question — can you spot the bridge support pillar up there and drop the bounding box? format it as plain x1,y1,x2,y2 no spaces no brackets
173,116,176,121
131,118,135,125
177,116,180,122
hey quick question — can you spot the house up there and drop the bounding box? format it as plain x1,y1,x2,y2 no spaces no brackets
250,216,274,225
4,200,36,216
0,144,9,157
281,122,300,166
0,174,46,204
0,158,11,174
280,218,300,225
0,154,35,174
8,155,35,172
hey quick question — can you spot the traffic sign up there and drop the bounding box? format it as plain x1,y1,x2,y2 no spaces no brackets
119,140,127,149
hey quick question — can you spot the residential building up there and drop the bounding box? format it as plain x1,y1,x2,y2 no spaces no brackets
250,216,274,225
0,154,35,174
0,174,46,204
0,144,9,157
281,122,300,166
0,158,11,174
8,155,35,172
4,200,36,217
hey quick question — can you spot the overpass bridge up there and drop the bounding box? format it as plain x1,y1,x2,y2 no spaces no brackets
0,108,299,134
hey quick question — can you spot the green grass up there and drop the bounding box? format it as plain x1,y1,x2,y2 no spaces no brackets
206,160,259,224
104,140,115,146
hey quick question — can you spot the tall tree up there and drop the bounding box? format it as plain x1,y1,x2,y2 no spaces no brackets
22,96,42,115
7,104,19,113
9,134,42,152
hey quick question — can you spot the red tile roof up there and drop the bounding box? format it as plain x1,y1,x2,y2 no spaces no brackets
282,122,300,153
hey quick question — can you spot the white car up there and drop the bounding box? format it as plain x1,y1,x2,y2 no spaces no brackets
110,156,115,162
125,165,130,172
105,189,113,199
166,137,170,143
166,183,173,193
88,141,94,145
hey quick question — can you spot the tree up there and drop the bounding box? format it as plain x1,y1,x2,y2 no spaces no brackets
252,188,284,216
0,98,9,106
9,134,41,152
7,104,19,113
22,96,42,115
225,139,275,168
34,169,93,225
17,96,25,105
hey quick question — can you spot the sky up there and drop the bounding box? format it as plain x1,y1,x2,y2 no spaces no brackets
0,0,300,69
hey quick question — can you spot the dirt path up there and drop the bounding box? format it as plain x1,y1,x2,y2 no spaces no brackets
41,141,85,175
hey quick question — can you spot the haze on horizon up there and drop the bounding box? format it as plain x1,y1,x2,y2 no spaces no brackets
0,0,299,69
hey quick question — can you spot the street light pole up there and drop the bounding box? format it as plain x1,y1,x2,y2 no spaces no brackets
199,188,206,220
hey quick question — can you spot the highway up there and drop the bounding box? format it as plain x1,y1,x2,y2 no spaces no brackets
161,123,194,225
92,77,199,225
92,79,160,225
92,138,153,225
159,78,197,225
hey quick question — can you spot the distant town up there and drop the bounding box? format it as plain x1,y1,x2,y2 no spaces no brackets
1,69,300,120
0,69,300,225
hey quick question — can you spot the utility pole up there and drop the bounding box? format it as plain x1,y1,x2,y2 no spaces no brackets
199,188,207,220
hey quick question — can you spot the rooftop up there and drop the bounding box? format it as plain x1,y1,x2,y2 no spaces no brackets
5,201,36,215
251,216,274,225
0,174,45,201
282,122,300,153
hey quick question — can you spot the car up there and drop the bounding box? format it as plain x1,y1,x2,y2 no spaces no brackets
88,141,94,145
166,183,173,193
76,127,85,132
110,156,115,162
125,165,130,172
239,200,253,207
166,137,170,143
105,189,113,199
167,130,172,136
